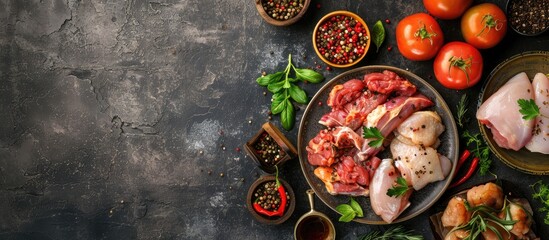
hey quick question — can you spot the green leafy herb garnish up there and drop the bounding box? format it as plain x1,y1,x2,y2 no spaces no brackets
358,226,424,240
462,130,492,176
518,98,540,120
531,180,549,225
387,177,410,197
256,54,324,130
336,197,363,222
372,20,385,53
362,126,384,148
456,94,469,128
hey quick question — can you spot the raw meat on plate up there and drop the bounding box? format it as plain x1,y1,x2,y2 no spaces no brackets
477,72,535,151
525,73,549,154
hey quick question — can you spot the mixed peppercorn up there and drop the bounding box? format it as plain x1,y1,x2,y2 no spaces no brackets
253,133,286,166
315,15,369,65
252,167,289,217
262,0,304,21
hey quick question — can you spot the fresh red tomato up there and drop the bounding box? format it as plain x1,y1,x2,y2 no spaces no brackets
433,42,483,90
423,0,473,20
461,3,507,49
396,13,444,61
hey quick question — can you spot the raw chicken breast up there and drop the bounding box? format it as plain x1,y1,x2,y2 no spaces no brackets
391,139,448,190
395,111,445,147
525,73,549,154
369,158,411,223
477,72,535,151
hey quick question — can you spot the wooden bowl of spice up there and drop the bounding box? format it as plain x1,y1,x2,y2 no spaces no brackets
506,0,549,36
313,11,371,68
255,0,311,27
246,174,296,224
244,122,297,173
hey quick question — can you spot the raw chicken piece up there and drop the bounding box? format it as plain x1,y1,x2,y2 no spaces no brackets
395,111,445,147
369,158,411,223
477,72,535,151
525,73,549,154
358,94,434,160
313,167,370,196
391,139,448,190
363,70,417,96
327,79,364,109
319,91,388,130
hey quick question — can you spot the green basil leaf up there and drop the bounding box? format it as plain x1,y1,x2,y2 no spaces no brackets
256,71,283,86
295,68,324,83
281,101,295,130
267,80,285,93
338,212,356,223
283,79,291,89
336,204,354,215
372,20,385,53
288,77,299,83
271,95,286,114
349,198,363,217
289,84,308,104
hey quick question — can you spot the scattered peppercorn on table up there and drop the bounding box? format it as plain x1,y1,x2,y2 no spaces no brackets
1,0,549,239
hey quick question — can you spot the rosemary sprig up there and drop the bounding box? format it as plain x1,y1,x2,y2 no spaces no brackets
358,226,424,240
456,94,469,128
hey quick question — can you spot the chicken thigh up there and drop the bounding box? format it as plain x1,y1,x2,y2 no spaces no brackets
525,73,549,154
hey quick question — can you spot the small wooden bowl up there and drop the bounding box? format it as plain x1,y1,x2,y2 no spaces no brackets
244,122,297,173
246,175,296,224
255,0,311,27
313,11,371,68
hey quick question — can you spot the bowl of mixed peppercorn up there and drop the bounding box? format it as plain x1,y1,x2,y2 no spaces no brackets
506,0,549,36
244,122,297,173
313,11,371,68
255,0,311,26
246,171,296,224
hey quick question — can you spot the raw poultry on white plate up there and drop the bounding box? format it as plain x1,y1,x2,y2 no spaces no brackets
525,73,549,154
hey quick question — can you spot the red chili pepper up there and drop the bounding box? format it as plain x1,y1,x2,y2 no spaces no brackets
455,150,471,173
253,166,287,217
450,157,479,188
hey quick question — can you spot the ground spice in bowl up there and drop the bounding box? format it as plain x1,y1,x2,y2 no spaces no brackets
507,0,549,36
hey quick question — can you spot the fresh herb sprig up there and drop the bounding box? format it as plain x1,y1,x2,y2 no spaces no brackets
449,200,517,240
531,180,549,225
372,20,386,53
518,98,541,120
462,130,492,176
363,126,385,148
456,94,469,128
256,54,324,130
336,197,364,222
358,226,424,240
387,177,411,197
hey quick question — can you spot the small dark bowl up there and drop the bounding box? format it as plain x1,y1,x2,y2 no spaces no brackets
244,122,297,173
506,0,549,36
255,0,311,27
246,175,296,225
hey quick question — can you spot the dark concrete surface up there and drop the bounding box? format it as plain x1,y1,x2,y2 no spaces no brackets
0,0,548,239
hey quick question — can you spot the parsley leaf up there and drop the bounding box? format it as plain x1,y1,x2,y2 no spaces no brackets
387,177,410,197
363,126,384,148
518,98,540,120
531,181,549,225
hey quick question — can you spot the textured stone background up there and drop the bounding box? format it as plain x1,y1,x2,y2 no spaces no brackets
1,0,548,239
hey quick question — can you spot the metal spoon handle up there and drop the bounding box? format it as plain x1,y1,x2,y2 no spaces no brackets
306,189,315,213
